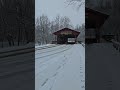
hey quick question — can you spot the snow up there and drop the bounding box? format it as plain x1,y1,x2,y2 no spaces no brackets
35,44,85,90
35,44,55,48
0,46,34,90
0,42,34,53
86,43,120,90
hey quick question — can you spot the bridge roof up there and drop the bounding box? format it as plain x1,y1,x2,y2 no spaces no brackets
53,28,80,36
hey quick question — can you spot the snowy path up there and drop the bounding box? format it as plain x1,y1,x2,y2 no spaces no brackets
35,44,85,90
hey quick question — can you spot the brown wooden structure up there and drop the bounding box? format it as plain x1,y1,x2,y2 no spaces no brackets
86,7,109,43
53,28,80,44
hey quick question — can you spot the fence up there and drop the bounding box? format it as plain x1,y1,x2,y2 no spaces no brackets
111,39,120,52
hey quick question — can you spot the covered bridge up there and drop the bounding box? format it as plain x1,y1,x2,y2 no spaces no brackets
53,28,80,44
86,7,109,43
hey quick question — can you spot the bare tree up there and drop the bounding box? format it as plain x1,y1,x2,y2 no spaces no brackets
0,0,34,48
67,0,85,9
35,15,51,45
54,15,73,30
75,24,85,42
60,16,71,28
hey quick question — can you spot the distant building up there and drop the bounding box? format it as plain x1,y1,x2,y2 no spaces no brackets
53,28,80,44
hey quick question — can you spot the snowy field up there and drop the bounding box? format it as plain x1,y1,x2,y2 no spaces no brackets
35,44,85,90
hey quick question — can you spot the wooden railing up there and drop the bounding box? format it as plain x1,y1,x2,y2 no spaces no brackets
111,39,120,52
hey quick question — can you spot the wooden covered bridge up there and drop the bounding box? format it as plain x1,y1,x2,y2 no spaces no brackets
53,28,80,44
86,7,109,43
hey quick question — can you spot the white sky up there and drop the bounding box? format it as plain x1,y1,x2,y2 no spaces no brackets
35,0,85,26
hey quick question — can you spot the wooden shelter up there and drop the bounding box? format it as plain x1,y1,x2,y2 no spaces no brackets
53,28,80,44
86,7,109,43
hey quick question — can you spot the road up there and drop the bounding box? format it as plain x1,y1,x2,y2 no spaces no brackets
86,43,120,90
35,44,85,90
0,45,34,90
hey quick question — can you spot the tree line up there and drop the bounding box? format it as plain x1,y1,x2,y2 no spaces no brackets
0,0,34,48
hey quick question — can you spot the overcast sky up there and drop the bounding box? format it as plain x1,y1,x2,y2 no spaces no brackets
35,0,85,27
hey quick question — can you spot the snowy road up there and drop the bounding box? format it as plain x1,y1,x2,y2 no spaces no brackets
86,43,120,90
0,47,34,90
35,44,85,90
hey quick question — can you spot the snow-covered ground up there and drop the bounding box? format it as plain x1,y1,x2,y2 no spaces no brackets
0,46,34,90
0,42,34,53
35,44,85,90
86,43,120,90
